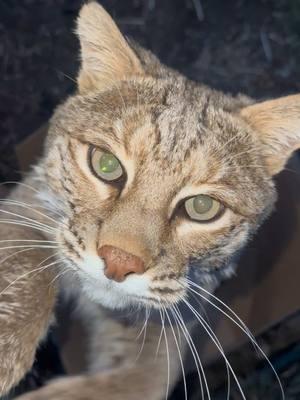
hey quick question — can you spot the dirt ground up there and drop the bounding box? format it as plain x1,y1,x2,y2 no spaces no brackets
1,0,300,399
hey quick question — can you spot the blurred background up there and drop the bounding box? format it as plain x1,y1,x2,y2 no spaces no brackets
1,1,300,399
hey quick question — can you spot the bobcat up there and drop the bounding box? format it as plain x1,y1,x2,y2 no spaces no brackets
0,2,299,399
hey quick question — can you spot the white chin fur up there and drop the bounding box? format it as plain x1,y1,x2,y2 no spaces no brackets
67,253,151,310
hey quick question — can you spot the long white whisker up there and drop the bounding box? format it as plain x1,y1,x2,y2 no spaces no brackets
173,305,205,400
0,258,61,298
0,245,57,252
189,290,211,326
0,181,39,193
165,307,188,400
0,199,65,226
135,307,150,361
0,247,36,266
25,258,64,287
0,208,56,232
135,306,147,340
186,279,285,399
0,239,58,244
136,306,150,340
186,278,255,339
0,220,56,235
159,308,170,400
155,310,165,357
182,297,246,400
36,251,61,268
0,218,55,235
49,262,70,285
171,305,182,346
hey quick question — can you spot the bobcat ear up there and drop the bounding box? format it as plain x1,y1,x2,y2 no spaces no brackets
76,2,143,94
240,94,300,175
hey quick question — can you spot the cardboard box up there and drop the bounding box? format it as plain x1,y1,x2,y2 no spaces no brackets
15,126,300,367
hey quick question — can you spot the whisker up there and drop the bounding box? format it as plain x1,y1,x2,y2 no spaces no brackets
155,309,165,357
0,239,58,244
173,305,205,400
12,194,66,218
0,199,65,226
0,245,57,251
159,308,170,400
135,306,150,361
165,307,188,400
0,247,36,266
56,70,77,84
182,297,246,400
185,278,285,399
0,220,56,235
172,306,182,346
49,262,70,285
186,278,255,338
282,166,300,175
189,290,211,326
0,208,57,232
36,251,61,268
0,258,61,298
0,181,39,193
136,306,150,340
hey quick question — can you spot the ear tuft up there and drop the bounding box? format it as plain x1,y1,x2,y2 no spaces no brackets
240,94,300,175
76,2,143,94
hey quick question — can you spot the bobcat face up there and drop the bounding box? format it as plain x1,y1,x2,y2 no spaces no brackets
36,2,299,310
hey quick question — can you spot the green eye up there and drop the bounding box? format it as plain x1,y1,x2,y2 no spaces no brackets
89,147,123,182
184,194,223,222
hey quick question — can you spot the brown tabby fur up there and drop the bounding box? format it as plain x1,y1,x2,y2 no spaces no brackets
0,2,300,399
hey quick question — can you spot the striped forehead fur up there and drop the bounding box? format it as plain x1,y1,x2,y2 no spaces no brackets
36,2,300,309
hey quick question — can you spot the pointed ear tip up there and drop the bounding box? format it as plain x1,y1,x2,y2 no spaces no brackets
77,1,108,24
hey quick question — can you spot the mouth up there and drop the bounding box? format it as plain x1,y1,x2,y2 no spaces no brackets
64,253,186,309
80,270,186,310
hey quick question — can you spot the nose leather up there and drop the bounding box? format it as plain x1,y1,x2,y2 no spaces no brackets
98,245,145,282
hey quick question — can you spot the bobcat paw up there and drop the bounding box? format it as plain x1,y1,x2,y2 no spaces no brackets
15,377,92,400
15,375,141,400
16,372,162,400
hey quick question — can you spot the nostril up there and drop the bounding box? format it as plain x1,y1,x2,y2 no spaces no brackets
124,270,135,278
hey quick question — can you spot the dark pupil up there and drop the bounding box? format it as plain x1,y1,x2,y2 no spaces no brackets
99,153,119,173
193,195,213,214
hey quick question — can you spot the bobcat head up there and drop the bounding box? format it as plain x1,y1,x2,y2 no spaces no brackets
36,2,300,310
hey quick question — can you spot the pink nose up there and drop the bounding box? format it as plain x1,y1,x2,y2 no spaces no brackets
98,245,145,283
